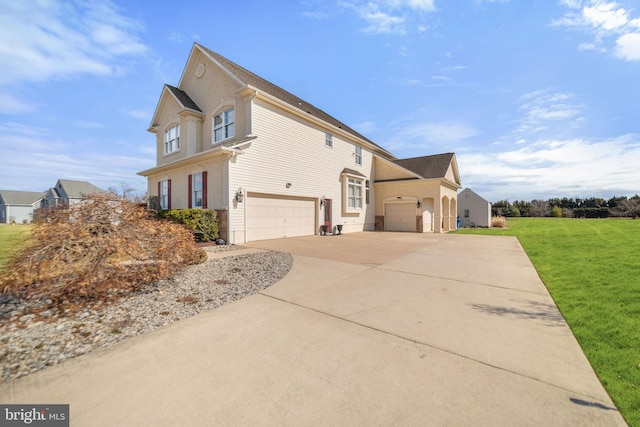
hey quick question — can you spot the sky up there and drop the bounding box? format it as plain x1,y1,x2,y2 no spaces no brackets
1,0,639,202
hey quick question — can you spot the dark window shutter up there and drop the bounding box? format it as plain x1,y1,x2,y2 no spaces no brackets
157,182,161,199
188,174,192,208
202,171,208,209
167,179,172,210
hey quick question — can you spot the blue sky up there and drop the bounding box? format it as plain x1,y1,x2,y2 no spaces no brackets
1,0,639,202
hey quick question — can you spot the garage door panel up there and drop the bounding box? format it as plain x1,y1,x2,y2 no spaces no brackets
385,203,416,232
247,195,315,241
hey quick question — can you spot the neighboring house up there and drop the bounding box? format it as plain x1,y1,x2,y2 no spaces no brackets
138,43,462,243
41,179,106,209
457,188,492,228
0,190,44,224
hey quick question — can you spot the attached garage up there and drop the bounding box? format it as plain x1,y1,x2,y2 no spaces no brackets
384,202,417,232
246,194,316,241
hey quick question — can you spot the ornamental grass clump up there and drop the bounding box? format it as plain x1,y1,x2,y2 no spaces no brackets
491,215,507,228
0,194,206,304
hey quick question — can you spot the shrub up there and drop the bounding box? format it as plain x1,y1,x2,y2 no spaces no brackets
0,194,206,304
550,206,562,218
491,215,507,228
158,209,219,242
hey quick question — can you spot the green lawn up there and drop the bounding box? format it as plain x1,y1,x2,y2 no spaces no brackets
0,224,34,272
454,218,640,426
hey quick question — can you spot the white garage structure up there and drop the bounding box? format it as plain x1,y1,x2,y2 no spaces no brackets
246,194,316,241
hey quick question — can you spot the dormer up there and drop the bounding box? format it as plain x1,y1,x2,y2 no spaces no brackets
148,85,204,165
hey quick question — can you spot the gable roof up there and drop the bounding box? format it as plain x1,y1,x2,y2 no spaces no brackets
394,153,457,180
0,190,44,205
53,180,105,199
192,43,395,159
166,84,202,112
460,188,490,204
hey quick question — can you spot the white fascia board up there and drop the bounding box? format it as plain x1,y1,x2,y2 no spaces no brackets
373,154,423,180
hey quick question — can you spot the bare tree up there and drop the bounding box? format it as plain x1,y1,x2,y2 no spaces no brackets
529,199,549,217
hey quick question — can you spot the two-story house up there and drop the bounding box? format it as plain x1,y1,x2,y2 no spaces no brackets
138,43,461,243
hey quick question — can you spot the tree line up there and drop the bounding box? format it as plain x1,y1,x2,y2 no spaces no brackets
492,195,640,219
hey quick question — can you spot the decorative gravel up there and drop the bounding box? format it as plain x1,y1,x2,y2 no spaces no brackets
0,247,292,383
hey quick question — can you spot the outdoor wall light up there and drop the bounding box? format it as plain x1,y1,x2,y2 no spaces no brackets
235,187,245,203
320,196,326,208
417,200,421,208
286,182,292,188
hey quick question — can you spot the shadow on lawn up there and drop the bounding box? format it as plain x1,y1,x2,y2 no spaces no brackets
470,299,566,327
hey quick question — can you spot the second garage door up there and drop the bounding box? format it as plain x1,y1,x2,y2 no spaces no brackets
385,202,417,232
247,194,315,241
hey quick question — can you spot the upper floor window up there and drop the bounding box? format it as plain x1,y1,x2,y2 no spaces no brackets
214,108,235,142
164,125,180,154
355,145,362,165
325,133,332,147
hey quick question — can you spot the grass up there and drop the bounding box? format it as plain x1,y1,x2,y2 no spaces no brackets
0,224,34,272
453,218,640,426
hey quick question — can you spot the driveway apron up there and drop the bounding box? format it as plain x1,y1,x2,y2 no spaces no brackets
0,233,627,426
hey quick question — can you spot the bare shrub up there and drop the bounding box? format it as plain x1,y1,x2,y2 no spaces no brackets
0,194,206,304
491,215,507,228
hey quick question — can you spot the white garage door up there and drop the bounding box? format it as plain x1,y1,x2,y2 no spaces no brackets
385,202,416,232
247,195,315,241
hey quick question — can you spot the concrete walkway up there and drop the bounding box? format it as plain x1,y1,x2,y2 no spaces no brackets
0,232,627,426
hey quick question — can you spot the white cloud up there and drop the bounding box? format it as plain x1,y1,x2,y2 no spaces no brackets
554,0,640,61
340,0,436,35
516,90,582,132
0,93,37,115
353,120,379,134
0,0,147,86
385,120,480,153
457,135,640,201
615,32,640,60
123,109,151,120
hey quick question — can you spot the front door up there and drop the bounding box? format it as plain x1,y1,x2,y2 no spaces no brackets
324,199,332,232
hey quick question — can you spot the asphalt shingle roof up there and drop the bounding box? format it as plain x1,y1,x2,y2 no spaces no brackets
55,180,105,199
196,43,393,159
393,153,455,180
166,85,203,112
0,190,44,205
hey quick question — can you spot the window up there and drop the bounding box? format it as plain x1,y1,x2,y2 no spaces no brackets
214,108,235,142
164,125,180,154
188,172,207,209
355,145,362,165
464,209,470,218
325,133,332,147
159,180,171,210
365,180,370,205
348,178,363,209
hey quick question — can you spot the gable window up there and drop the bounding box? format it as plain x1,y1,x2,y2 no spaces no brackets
325,133,332,147
159,179,171,210
348,178,363,209
164,125,180,154
355,145,362,165
464,209,470,218
188,171,207,209
214,108,235,142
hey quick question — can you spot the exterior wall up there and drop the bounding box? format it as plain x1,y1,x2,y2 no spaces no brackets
458,188,491,227
227,100,375,243
0,205,36,224
146,155,228,212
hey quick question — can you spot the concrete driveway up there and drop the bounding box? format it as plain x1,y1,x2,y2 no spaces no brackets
0,232,626,426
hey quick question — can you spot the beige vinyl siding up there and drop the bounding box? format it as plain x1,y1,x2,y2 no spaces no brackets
227,100,375,243
147,156,227,211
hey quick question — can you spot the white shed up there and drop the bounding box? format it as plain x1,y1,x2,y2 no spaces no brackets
457,188,491,228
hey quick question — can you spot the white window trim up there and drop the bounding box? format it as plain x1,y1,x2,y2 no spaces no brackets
213,107,235,143
192,172,203,209
355,145,362,165
164,124,180,155
160,180,169,210
325,132,332,148
341,174,364,214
